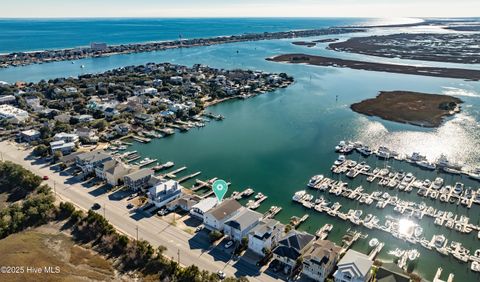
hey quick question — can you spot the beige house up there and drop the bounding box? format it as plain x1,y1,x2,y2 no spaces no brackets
102,160,138,186
302,239,342,282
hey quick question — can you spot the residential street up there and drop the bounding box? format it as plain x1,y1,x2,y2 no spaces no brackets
0,141,283,282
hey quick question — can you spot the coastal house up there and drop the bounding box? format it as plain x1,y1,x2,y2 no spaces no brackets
54,132,79,143
50,140,76,155
105,161,137,186
74,127,99,144
65,87,78,94
19,129,40,143
333,249,373,282
167,194,201,212
170,76,183,84
272,230,315,272
74,114,94,123
24,95,41,108
0,95,16,105
190,197,218,219
91,42,107,51
124,168,154,191
0,104,29,123
114,123,130,136
374,263,411,282
58,151,83,166
203,198,243,231
223,208,263,242
147,180,182,208
302,239,342,282
248,218,284,256
75,150,112,175
134,113,155,126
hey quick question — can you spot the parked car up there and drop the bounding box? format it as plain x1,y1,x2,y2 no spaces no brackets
43,175,49,180
224,240,234,249
195,226,203,232
91,203,101,210
157,209,168,216
217,271,226,280
127,203,134,209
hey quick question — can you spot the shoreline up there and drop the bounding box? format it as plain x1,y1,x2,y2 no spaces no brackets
0,27,364,69
266,53,480,81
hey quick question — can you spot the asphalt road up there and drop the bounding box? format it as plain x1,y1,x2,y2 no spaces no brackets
0,141,283,282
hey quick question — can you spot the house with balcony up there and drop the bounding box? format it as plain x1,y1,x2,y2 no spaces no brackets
75,150,112,174
223,208,262,242
248,218,284,256
147,180,182,208
124,168,154,191
333,249,373,282
190,197,217,219
302,239,342,282
272,230,315,272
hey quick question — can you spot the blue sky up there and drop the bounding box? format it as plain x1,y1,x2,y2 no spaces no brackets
1,0,479,18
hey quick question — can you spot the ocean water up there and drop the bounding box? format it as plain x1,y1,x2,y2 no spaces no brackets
0,18,479,281
0,17,391,54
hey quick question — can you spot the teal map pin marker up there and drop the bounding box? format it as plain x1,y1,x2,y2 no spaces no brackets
212,179,228,203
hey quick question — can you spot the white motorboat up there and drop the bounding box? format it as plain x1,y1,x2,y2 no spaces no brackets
369,238,379,247
307,175,324,188
292,190,306,202
432,177,444,189
417,160,436,170
414,226,423,237
434,234,446,248
334,155,346,166
453,182,464,194
409,152,426,162
376,146,391,159
408,249,420,260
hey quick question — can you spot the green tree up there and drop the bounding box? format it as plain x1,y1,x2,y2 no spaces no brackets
33,144,49,157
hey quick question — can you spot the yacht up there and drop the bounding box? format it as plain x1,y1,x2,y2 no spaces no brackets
346,169,356,178
408,249,420,260
376,146,391,159
436,154,462,170
335,140,346,152
307,175,324,188
453,182,464,194
403,172,414,182
292,190,306,202
434,235,446,248
255,192,265,200
416,160,436,170
334,155,346,166
408,152,426,162
468,168,480,181
357,145,373,156
432,177,444,189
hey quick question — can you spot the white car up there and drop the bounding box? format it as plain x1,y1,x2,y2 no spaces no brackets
224,240,233,249
217,271,226,279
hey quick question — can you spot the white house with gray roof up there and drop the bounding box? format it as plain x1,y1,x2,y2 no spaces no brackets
203,198,243,231
248,218,284,255
223,208,262,242
333,249,373,282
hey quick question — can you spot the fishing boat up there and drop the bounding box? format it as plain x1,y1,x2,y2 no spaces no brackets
369,238,379,247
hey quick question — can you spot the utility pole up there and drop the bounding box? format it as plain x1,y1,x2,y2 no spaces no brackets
177,249,180,264
136,225,139,241
53,180,56,194
103,204,106,218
